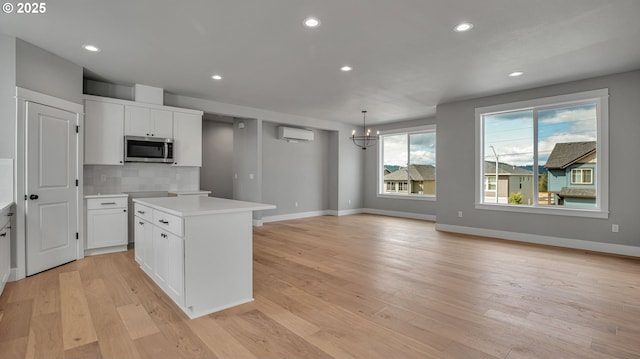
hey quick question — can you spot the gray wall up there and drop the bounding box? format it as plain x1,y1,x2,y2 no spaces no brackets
233,118,261,205
436,70,640,247
201,120,234,199
363,118,438,217
0,35,16,159
84,164,200,194
165,93,363,212
83,78,134,101
261,122,330,217
16,39,83,104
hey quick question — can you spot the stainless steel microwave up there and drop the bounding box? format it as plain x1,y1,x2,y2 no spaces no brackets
124,136,174,163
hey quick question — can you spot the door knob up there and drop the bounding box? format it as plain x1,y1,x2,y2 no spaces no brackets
29,194,39,200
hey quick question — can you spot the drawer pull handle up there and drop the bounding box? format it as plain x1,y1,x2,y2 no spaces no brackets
159,220,169,224
101,202,117,205
161,233,167,238
139,221,144,225
137,210,145,214
0,232,6,237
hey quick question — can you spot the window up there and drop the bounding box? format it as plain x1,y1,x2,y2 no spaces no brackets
475,89,608,217
571,168,593,184
378,125,436,199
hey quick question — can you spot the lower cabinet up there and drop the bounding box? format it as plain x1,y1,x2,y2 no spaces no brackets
0,209,12,296
134,217,154,275
85,195,128,254
135,204,185,308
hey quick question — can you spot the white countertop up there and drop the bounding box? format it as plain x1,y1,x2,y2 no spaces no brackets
133,196,275,217
84,193,129,199
0,201,14,214
168,190,211,195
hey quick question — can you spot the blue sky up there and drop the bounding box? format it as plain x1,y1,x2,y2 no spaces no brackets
483,103,596,166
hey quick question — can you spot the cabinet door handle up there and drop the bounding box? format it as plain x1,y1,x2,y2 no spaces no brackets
7,213,13,217
101,202,116,205
159,220,169,224
0,232,6,237
138,221,144,225
137,210,145,214
29,194,39,200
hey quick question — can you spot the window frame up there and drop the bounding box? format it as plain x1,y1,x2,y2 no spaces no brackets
474,89,609,218
570,168,594,185
377,124,437,201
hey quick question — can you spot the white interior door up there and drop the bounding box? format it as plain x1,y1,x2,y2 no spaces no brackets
26,102,78,276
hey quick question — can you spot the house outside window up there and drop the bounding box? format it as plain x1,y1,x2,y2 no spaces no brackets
475,89,608,218
378,125,436,200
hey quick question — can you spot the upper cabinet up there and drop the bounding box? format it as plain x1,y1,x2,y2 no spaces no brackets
172,112,202,167
84,99,125,165
83,95,203,166
125,105,173,138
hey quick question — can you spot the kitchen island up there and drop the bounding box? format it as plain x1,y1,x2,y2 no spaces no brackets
132,196,275,319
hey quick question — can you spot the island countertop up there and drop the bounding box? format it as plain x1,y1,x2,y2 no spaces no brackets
133,196,275,217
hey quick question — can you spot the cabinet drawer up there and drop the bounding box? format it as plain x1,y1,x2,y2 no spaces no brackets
87,197,127,210
134,203,153,222
153,210,183,237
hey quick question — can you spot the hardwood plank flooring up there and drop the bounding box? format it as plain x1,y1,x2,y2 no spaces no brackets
1,214,639,358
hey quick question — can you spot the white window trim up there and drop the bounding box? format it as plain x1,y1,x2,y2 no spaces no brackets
377,124,437,201
474,89,609,219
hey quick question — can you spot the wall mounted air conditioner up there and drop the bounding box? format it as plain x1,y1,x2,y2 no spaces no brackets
277,126,315,142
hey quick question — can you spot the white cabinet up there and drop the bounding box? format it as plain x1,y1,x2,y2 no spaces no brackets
137,205,185,308
85,195,128,254
172,112,202,167
84,100,124,165
165,231,184,306
134,204,154,275
132,196,274,319
0,207,12,296
125,105,173,138
152,225,169,288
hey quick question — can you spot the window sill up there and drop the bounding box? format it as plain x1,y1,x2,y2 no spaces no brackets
377,193,436,201
474,203,609,219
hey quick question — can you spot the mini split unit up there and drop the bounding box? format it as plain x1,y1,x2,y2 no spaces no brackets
277,126,315,142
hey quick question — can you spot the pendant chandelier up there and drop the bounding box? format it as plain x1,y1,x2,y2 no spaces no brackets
351,110,379,150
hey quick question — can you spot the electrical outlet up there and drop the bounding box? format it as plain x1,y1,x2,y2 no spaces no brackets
612,224,619,233
348,199,351,205
295,201,298,207
458,211,463,218
234,173,238,179
249,173,254,180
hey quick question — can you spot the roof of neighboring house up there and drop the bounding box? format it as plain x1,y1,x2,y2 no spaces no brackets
558,187,596,199
483,161,533,176
544,141,596,169
384,165,435,181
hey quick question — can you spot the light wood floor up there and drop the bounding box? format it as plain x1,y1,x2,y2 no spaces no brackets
1,214,639,358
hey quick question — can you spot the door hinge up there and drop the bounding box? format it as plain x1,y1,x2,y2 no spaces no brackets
76,232,79,240
76,179,79,187
76,125,79,133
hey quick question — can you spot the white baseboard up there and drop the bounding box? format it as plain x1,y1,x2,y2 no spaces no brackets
8,268,18,282
252,219,263,227
262,210,332,224
335,209,363,216
362,208,436,221
260,208,436,223
435,223,640,257
84,245,128,257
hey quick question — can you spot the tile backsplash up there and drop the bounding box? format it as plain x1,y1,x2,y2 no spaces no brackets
84,163,199,194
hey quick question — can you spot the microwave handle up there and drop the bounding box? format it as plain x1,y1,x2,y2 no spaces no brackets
164,142,169,161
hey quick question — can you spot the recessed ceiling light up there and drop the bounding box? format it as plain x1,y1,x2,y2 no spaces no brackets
211,74,223,80
304,17,320,28
83,44,100,52
454,22,473,32
340,66,352,72
508,71,524,77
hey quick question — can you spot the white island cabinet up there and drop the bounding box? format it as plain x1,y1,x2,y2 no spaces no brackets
133,196,274,319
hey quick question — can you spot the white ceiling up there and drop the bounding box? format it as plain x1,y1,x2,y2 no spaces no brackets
1,0,639,125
